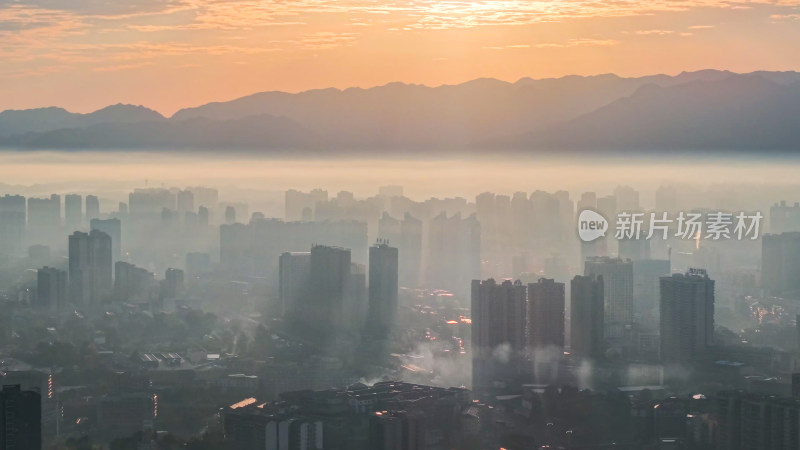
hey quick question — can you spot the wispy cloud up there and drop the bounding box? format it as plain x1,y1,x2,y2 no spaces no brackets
1,0,800,111
92,61,155,72
0,38,280,77
483,43,533,50
294,31,358,50
534,38,620,48
635,29,674,35
0,0,186,16
3,0,798,38
770,13,800,20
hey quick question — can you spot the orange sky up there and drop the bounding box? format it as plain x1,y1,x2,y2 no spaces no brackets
2,0,799,116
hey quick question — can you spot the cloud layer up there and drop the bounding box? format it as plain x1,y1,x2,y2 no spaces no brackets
1,0,800,113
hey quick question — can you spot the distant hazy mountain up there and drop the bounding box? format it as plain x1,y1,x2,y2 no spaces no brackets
0,104,164,137
507,74,800,151
83,104,165,125
2,70,800,151
169,74,677,148
0,114,316,152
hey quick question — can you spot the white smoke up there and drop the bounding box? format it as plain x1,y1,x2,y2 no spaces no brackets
491,342,512,364
577,359,594,389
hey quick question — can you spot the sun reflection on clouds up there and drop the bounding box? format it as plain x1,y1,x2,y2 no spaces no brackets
1,0,800,112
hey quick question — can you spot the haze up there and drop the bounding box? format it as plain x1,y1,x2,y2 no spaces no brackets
3,152,800,204
3,0,800,448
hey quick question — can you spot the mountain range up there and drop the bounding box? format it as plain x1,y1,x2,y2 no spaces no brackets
2,69,800,152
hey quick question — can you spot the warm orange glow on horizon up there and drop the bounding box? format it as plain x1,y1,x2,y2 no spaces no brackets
1,0,799,114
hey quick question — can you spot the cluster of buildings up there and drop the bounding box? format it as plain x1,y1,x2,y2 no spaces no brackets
0,194,100,256
278,242,398,340
471,263,716,390
717,389,800,449
36,228,185,310
3,186,223,281
0,193,101,255
222,381,472,450
12,188,223,310
6,183,800,449
224,189,482,298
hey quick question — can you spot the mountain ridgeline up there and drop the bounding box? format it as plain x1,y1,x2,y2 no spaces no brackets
2,70,800,152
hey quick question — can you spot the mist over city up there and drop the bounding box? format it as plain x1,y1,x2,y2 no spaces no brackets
0,156,798,449
3,0,800,448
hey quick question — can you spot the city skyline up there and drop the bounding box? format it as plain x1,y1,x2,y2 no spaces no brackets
1,1,797,447
0,179,793,448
